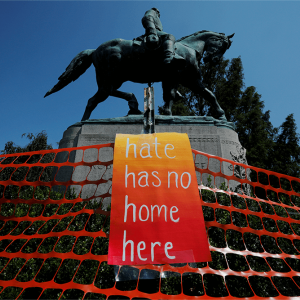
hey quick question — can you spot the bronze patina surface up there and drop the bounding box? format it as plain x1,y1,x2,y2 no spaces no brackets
45,8,234,122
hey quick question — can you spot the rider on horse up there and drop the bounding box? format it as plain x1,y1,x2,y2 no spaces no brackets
44,10,234,121
142,8,185,69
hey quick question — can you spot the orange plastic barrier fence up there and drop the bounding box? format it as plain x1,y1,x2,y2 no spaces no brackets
0,143,300,299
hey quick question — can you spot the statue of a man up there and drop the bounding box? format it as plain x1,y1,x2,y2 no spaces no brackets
142,8,185,68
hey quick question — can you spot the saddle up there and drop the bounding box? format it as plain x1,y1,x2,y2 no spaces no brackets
133,34,161,51
132,35,185,66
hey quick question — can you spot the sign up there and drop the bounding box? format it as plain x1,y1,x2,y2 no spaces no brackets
108,133,211,265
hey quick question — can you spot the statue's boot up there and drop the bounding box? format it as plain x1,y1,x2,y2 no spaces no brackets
162,40,185,70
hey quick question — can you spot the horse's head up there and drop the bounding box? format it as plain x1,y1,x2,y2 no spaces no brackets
203,32,234,64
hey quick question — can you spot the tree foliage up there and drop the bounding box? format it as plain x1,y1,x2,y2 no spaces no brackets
271,114,300,177
1,131,53,155
159,57,300,176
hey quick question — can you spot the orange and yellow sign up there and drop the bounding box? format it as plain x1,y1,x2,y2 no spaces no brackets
108,133,211,265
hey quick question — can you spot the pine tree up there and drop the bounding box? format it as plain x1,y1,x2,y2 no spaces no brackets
207,57,244,122
158,56,300,175
271,114,300,177
159,57,245,119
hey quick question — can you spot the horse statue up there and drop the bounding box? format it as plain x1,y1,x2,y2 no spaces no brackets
44,30,234,121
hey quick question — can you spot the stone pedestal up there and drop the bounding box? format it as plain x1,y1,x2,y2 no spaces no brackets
57,115,247,190
60,115,239,153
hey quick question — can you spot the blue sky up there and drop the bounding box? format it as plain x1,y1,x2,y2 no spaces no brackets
1,1,300,151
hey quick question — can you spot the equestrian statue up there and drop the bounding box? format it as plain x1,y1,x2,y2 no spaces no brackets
45,8,234,121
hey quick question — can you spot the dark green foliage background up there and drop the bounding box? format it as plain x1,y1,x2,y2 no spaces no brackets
159,57,300,177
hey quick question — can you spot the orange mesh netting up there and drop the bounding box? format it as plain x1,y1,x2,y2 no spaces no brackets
0,143,300,299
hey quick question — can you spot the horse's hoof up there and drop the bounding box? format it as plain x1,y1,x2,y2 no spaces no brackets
164,109,172,116
127,109,143,115
218,115,227,121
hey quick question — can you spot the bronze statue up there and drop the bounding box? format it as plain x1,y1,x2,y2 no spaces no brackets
45,8,234,121
141,8,185,68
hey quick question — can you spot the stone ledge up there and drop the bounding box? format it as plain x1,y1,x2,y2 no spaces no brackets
70,115,235,131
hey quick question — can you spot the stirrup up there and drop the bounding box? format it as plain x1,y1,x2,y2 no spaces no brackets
163,57,173,65
174,53,185,61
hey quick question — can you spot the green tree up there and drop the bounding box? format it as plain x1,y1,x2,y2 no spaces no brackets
159,56,300,175
271,114,300,177
159,57,244,119
1,131,53,154
0,131,54,187
207,57,244,121
234,86,275,169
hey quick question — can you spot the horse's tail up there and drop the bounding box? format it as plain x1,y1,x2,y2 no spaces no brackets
44,49,95,98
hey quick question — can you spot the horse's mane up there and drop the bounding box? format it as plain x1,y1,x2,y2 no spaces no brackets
176,30,208,42
176,30,226,42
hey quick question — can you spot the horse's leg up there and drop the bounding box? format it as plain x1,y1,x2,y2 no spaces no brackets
162,81,178,116
201,87,226,120
110,90,142,115
81,89,109,121
188,79,227,120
